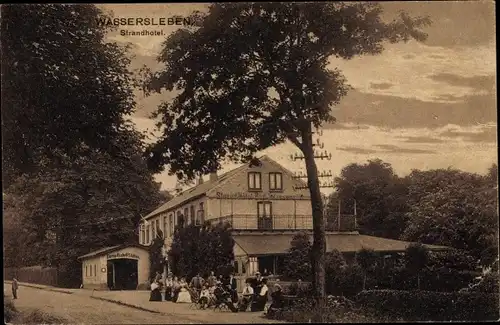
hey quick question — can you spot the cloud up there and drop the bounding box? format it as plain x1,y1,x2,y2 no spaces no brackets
440,128,497,143
429,73,495,94
399,136,446,144
332,90,495,129
336,147,378,154
370,82,393,90
324,123,370,130
402,54,415,60
328,40,495,102
374,144,437,154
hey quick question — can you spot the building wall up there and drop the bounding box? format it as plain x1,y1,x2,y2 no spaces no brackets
205,157,313,229
82,255,107,290
140,196,208,246
139,156,314,249
81,246,150,290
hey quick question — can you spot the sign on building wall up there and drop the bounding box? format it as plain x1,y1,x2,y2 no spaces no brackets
107,252,140,260
214,192,308,200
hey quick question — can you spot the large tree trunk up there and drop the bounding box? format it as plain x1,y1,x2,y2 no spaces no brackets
301,124,326,321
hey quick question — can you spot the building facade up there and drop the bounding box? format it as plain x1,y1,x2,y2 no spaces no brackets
78,244,150,290
139,155,322,248
139,156,363,290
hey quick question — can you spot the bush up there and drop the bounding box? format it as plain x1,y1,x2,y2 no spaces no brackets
326,263,364,297
267,295,386,323
356,289,500,321
282,231,312,281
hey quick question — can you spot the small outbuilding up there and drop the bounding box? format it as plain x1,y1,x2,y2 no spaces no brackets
78,244,150,290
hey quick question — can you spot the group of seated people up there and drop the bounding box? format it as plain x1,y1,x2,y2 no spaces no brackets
149,270,284,314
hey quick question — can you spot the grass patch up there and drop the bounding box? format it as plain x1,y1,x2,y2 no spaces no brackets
18,309,69,324
4,296,68,325
4,296,18,323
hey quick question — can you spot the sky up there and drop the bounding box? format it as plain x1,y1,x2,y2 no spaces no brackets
99,2,497,194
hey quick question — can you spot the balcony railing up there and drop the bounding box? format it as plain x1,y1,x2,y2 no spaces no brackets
207,214,357,232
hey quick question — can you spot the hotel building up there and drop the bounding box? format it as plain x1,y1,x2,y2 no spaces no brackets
79,155,447,290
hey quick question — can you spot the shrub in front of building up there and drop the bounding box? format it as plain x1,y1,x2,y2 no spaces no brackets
149,230,165,280
282,231,312,281
356,289,500,321
168,222,234,279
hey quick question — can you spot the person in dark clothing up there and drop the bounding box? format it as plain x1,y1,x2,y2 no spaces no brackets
251,278,268,312
149,279,162,301
164,273,174,302
267,284,285,317
228,273,238,303
214,281,238,312
251,272,263,295
11,278,19,299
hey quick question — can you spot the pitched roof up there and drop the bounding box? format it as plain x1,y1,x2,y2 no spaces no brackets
144,155,306,219
233,233,449,256
77,244,148,260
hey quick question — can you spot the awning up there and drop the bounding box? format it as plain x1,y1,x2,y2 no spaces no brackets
233,232,449,256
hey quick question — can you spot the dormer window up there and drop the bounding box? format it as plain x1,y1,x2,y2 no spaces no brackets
248,172,262,190
269,172,283,191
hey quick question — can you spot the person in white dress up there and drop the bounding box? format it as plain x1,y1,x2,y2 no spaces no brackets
176,277,192,303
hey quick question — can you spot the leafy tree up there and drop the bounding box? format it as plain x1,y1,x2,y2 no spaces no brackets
1,4,137,188
283,231,312,281
168,222,235,279
2,138,163,287
402,169,498,266
329,159,410,239
142,3,431,309
355,248,378,290
1,4,165,287
149,229,165,280
404,243,429,290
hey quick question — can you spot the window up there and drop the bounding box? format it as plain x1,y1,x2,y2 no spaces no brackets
177,211,184,226
145,224,150,244
184,208,189,224
248,172,262,190
169,214,174,235
257,201,273,229
269,172,283,190
155,219,160,238
94,265,96,277
242,261,246,274
163,216,168,238
190,205,195,225
234,261,239,274
198,202,205,224
89,265,92,276
85,265,88,277
152,220,156,239
140,224,145,244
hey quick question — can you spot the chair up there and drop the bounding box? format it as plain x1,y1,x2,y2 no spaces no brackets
238,294,253,312
213,295,230,312
188,288,201,310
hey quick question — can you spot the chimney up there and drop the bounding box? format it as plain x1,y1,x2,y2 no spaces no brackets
209,172,218,182
197,176,204,185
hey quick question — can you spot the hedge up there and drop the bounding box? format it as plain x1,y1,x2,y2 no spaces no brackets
356,289,500,321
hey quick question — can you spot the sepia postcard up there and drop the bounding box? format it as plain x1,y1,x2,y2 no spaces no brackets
2,2,498,324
